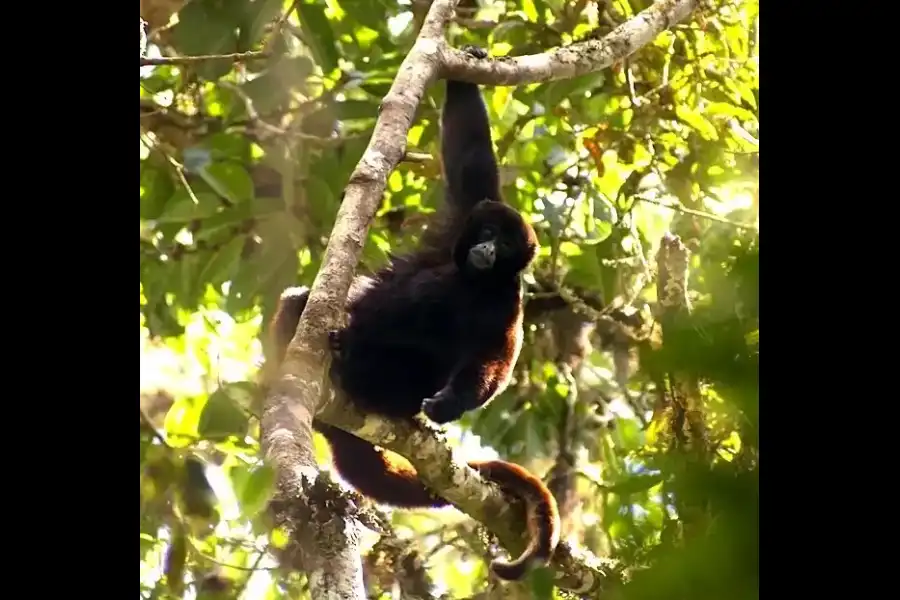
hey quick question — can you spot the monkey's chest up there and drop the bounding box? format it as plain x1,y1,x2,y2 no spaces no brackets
333,317,496,417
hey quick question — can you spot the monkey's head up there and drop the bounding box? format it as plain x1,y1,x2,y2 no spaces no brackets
454,200,538,279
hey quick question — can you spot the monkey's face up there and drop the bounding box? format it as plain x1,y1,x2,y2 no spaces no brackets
455,200,538,278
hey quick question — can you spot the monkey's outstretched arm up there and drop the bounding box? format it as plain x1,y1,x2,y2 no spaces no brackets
440,46,501,211
421,335,517,424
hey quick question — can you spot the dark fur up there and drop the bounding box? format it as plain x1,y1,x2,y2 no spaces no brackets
270,289,560,581
266,48,559,581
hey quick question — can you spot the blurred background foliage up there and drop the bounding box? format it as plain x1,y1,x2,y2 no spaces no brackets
139,0,758,598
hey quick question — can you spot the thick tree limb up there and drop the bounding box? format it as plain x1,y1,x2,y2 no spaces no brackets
262,0,704,594
259,0,460,596
442,0,700,85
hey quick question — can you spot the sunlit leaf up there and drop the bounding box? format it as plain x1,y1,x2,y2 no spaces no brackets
676,105,720,140
164,397,203,443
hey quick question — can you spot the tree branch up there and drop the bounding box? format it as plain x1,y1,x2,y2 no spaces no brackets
139,51,268,67
316,392,627,595
442,0,700,85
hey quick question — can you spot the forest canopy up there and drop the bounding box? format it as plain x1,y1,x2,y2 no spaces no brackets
140,0,759,598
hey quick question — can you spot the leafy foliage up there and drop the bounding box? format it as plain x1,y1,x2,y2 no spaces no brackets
140,0,758,598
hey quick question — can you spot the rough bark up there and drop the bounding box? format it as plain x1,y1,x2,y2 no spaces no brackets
259,0,460,597
261,0,703,595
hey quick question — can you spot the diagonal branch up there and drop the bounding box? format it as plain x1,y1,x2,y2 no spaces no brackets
315,393,627,595
259,0,461,596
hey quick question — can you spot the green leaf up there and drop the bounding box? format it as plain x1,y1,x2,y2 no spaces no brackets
541,72,606,109
178,252,206,308
725,78,758,109
337,135,371,180
295,0,339,73
305,175,338,228
198,236,246,288
342,0,389,32
226,215,299,314
581,219,613,245
194,197,283,242
614,417,644,450
143,296,183,338
241,56,316,117
675,105,720,141
140,164,175,220
198,388,249,441
205,132,251,160
608,473,664,496
705,101,757,123
599,431,621,475
491,19,532,52
527,566,555,599
238,464,277,518
158,190,222,223
240,71,293,116
273,56,315,90
170,0,239,80
521,0,540,21
201,162,255,203
164,397,203,443
240,0,284,49
565,248,605,289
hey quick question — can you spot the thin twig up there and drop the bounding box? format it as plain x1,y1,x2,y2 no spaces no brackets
140,51,269,67
636,196,758,230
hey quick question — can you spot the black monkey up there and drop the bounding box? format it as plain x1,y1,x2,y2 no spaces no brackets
270,289,560,581
266,47,560,581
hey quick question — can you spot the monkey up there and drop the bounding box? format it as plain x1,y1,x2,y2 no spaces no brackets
269,288,560,581
265,46,560,581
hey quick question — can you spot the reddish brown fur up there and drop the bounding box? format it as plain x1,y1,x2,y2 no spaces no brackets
471,460,562,580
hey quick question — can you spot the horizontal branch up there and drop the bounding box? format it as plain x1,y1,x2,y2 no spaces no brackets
441,0,700,85
140,51,269,67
